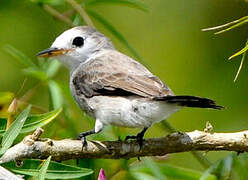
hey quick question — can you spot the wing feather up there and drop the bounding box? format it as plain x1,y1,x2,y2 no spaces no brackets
72,50,174,98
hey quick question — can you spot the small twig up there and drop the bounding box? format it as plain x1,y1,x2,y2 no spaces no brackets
66,0,95,27
43,5,74,27
1,128,248,164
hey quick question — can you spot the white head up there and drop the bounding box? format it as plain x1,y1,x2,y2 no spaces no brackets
37,26,114,70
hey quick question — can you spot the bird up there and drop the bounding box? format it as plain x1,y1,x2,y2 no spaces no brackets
37,26,223,147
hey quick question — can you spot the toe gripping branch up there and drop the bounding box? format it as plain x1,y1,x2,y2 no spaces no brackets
77,129,96,147
125,127,148,149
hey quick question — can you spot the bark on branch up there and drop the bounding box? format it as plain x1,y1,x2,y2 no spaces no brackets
1,128,248,163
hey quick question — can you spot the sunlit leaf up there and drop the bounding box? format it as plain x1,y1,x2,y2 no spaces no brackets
87,9,144,63
48,80,63,109
202,16,248,32
233,44,247,82
3,159,93,179
22,108,62,133
0,105,31,155
215,19,248,35
85,0,149,12
0,108,62,136
38,156,51,180
4,45,37,68
23,67,48,81
229,41,248,60
46,59,61,78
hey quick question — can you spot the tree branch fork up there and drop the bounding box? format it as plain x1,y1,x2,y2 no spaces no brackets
1,127,248,163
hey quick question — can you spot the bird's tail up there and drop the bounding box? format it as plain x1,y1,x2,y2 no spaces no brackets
156,95,223,110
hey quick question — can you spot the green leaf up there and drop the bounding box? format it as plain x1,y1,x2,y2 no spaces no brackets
85,0,149,12
38,156,51,180
131,172,158,180
200,160,222,180
233,41,247,82
132,163,216,180
3,159,93,179
21,108,62,134
202,16,248,32
48,80,63,109
229,41,248,60
72,14,84,26
0,108,62,136
143,158,167,180
219,155,233,180
23,67,48,81
4,45,37,68
215,18,248,35
0,119,7,135
87,9,144,63
0,105,31,155
46,59,61,78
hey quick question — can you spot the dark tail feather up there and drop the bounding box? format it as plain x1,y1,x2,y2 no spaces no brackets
157,95,223,110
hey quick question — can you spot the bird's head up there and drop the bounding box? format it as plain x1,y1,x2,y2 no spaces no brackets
37,26,114,70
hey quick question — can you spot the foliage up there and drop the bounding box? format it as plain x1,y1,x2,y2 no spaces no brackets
202,16,248,82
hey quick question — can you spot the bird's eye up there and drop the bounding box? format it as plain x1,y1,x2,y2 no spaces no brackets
72,36,84,47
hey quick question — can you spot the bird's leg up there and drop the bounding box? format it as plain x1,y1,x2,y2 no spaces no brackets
125,127,148,148
77,119,103,147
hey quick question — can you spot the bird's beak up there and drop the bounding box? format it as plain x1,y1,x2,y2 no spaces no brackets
37,47,72,58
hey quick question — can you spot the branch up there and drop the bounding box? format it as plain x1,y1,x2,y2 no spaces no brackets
1,128,248,163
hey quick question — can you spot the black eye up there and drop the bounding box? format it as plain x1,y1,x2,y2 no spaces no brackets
72,36,84,47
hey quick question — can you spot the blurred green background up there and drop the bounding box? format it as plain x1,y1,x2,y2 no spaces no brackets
0,0,248,179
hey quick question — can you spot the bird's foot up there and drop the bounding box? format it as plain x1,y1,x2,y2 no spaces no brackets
77,133,88,148
125,128,148,150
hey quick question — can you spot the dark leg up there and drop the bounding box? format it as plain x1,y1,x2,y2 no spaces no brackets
77,129,96,147
125,127,148,148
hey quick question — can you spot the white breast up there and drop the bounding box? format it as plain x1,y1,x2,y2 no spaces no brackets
87,96,181,128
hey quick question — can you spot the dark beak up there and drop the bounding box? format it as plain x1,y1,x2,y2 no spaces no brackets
37,47,70,58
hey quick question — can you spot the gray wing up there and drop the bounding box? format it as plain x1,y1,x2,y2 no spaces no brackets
71,50,174,98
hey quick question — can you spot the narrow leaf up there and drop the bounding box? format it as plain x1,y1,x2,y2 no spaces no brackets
131,172,158,180
38,156,51,180
86,9,145,64
4,45,37,68
23,67,48,81
21,108,62,133
143,158,167,180
132,163,216,180
200,160,221,180
48,80,63,109
0,108,62,136
46,60,61,78
219,155,233,180
0,105,31,155
3,159,93,179
202,16,248,31
215,19,248,35
229,41,248,60
233,47,247,82
85,0,149,12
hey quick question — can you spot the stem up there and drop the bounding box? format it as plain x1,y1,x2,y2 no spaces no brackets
66,0,95,27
